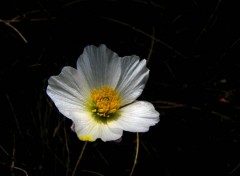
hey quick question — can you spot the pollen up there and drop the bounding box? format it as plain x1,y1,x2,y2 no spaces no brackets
90,86,121,118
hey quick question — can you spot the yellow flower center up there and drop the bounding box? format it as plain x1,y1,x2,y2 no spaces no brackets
89,86,121,120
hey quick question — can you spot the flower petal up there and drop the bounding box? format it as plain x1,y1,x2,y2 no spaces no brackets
47,66,90,119
116,56,149,105
72,111,123,142
77,44,121,89
113,101,159,132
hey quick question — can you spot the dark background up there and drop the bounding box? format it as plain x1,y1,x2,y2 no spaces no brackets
1,0,240,176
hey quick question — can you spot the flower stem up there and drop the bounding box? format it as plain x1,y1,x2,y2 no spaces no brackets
72,141,88,176
130,133,139,176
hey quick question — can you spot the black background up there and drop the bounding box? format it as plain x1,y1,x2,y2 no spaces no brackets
1,0,240,176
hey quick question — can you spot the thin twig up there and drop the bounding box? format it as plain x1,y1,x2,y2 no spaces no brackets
0,9,56,44
10,135,16,171
81,169,104,176
63,120,71,176
0,19,28,43
130,133,139,176
96,148,109,165
102,17,187,59
1,143,28,176
146,26,155,64
152,100,234,121
72,141,88,176
5,94,22,136
152,100,186,108
230,161,240,175
12,166,29,176
195,0,223,42
0,145,10,156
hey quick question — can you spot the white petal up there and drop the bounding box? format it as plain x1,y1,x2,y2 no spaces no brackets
113,101,159,132
76,44,121,89
47,66,90,119
72,111,123,142
116,56,149,105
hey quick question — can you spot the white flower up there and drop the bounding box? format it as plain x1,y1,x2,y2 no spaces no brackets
47,44,160,142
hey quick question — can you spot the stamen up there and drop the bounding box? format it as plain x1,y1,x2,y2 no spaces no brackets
89,86,121,119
